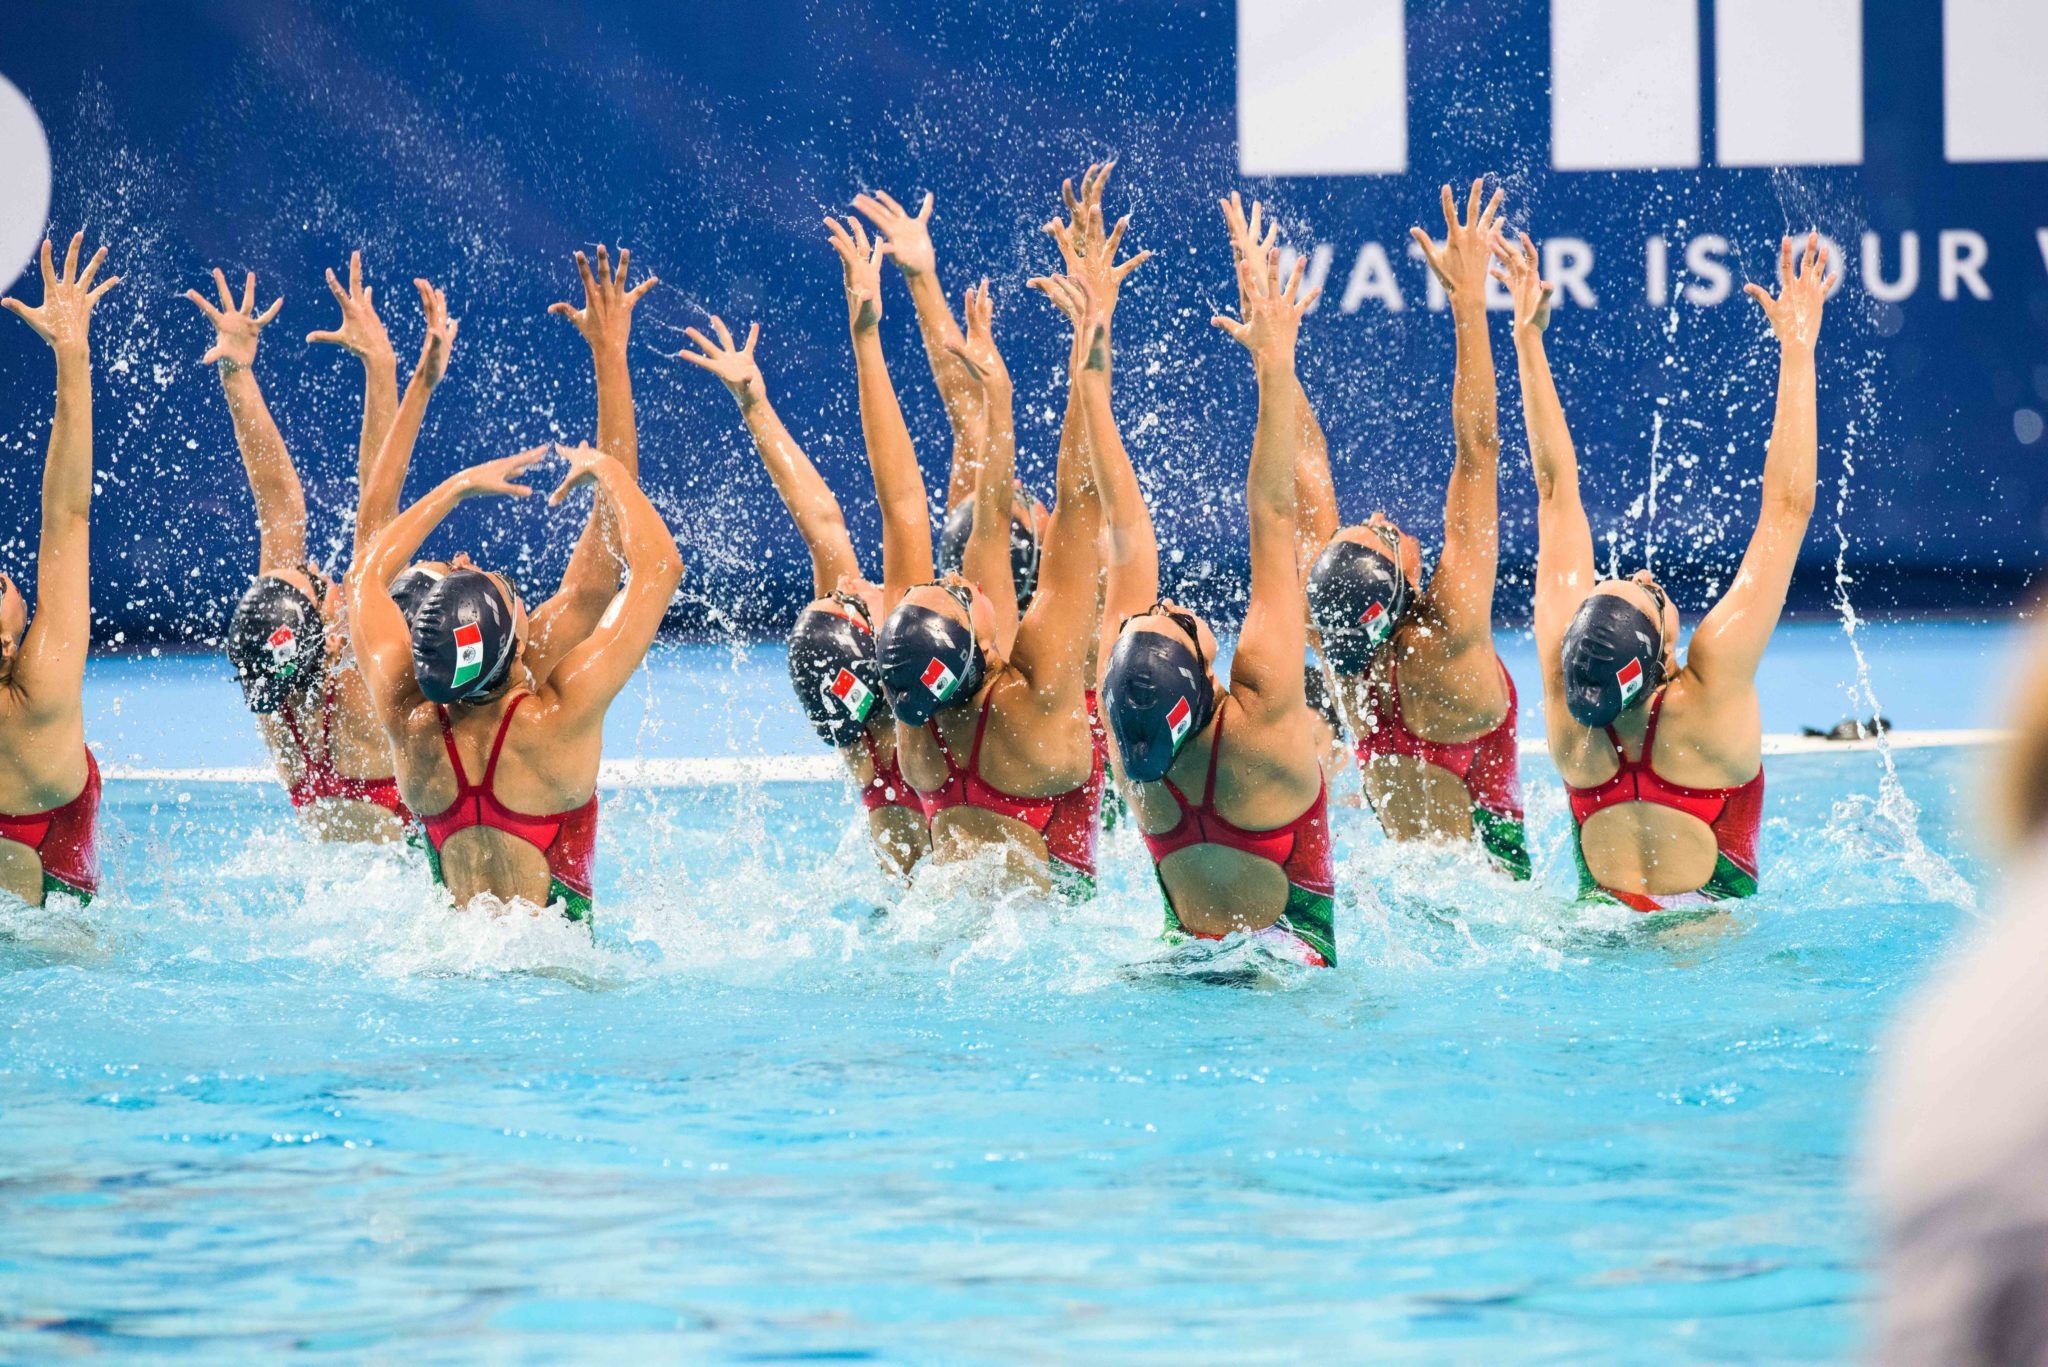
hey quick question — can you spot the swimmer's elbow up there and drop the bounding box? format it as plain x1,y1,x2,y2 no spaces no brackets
1766,483,1817,523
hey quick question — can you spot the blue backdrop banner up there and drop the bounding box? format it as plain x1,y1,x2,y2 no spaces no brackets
2,0,2044,642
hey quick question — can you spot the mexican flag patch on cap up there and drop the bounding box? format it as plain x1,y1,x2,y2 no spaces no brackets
920,657,958,701
265,625,298,664
1359,600,1391,645
1616,656,1644,705
451,621,486,687
1166,695,1193,744
828,667,875,721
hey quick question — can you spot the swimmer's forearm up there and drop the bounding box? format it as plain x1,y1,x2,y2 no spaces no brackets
588,457,680,587
591,337,639,479
355,348,399,490
741,396,859,587
1289,371,1339,565
904,272,974,441
851,328,932,590
1448,299,1502,469
1760,343,1818,522
1511,331,1578,501
356,363,441,564
42,345,93,524
218,364,309,569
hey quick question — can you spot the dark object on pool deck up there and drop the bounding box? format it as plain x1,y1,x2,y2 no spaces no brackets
1801,716,1892,741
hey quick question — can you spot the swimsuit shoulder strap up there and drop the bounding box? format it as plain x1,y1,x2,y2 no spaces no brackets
967,696,994,777
434,705,472,790
1200,709,1226,809
1637,688,1671,772
482,693,529,791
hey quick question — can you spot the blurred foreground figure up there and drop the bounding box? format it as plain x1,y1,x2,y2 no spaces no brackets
0,233,116,905
1868,632,2048,1364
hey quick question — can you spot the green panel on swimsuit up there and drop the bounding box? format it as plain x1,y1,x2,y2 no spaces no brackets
423,841,590,924
43,874,92,908
1157,874,1338,967
1474,807,1533,881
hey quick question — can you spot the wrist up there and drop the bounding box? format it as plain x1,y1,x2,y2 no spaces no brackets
1254,353,1297,384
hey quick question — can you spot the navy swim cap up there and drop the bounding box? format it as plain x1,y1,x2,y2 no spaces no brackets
389,564,446,625
227,573,327,714
1561,592,1665,728
788,596,889,748
1103,609,1215,784
876,585,984,728
1307,536,1410,676
410,568,519,704
938,494,1041,610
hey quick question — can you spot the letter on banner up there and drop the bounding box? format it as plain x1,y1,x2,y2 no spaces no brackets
1238,0,1406,175
1551,0,1700,171
1944,0,2048,162
1716,0,1862,166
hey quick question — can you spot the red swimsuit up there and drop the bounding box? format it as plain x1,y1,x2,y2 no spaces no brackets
1139,711,1337,966
279,679,408,818
418,695,598,920
0,748,101,903
1355,656,1528,876
856,730,925,815
1562,690,1764,911
914,699,1102,884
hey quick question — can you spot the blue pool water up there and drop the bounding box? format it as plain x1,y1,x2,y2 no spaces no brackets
0,620,2020,1360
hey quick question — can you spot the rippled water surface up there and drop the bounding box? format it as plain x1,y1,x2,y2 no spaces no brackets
0,632,2008,1360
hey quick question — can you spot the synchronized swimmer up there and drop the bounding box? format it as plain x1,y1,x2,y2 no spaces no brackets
0,167,1832,953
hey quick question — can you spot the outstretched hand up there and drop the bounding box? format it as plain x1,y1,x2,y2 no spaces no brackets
1489,231,1554,335
679,315,765,405
1412,178,1505,306
549,441,617,505
3,232,119,354
306,251,393,362
1212,237,1318,366
1028,272,1108,374
851,190,936,279
411,277,459,388
1218,192,1282,321
942,280,1010,390
1744,231,1835,350
184,268,282,370
1046,160,1151,319
824,216,889,333
549,245,657,355
456,445,549,500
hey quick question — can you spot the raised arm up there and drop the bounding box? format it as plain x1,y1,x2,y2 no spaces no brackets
1031,182,1155,679
1412,180,1507,646
185,269,302,573
528,246,658,678
1213,235,1316,712
1687,233,1830,687
851,189,982,504
826,216,931,611
353,278,455,571
681,316,862,595
1223,194,1337,569
3,233,118,709
538,444,684,732
352,447,546,723
944,282,1022,637
1493,231,1588,684
306,251,399,556
1005,287,1102,702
